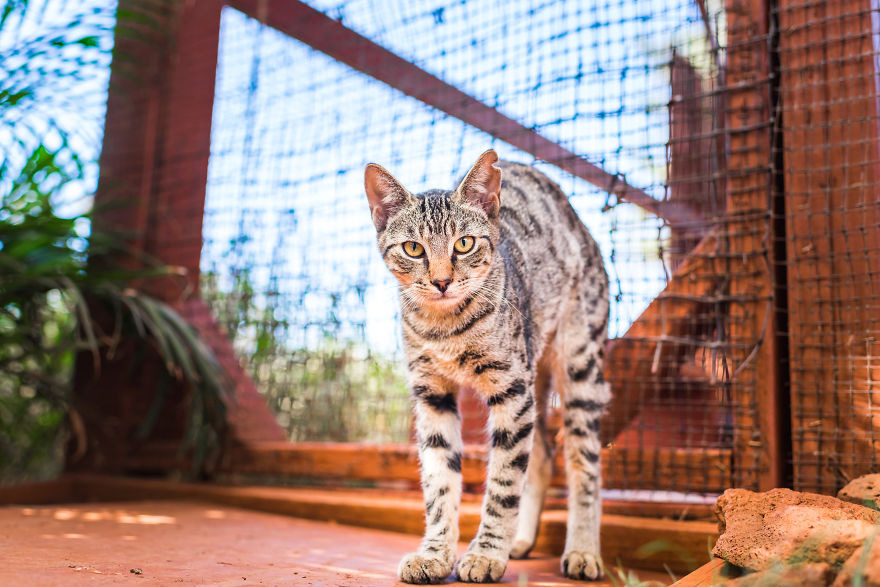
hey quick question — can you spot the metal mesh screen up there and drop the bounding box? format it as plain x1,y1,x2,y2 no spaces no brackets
775,0,880,494
200,0,778,495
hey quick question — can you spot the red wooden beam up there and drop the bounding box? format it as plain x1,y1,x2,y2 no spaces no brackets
229,0,702,229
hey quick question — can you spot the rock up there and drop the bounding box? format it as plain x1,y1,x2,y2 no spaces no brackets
726,562,834,587
713,488,880,571
838,474,880,511
832,533,880,587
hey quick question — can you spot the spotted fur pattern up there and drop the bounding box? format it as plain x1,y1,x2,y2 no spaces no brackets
364,150,609,583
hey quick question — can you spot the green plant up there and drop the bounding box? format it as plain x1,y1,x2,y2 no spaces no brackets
1,144,230,482
201,270,411,443
0,0,229,482
599,558,668,587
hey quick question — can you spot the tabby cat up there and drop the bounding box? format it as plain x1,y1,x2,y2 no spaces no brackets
364,150,609,583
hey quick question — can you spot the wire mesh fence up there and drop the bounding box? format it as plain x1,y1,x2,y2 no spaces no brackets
775,0,880,494
196,0,879,496
199,0,762,496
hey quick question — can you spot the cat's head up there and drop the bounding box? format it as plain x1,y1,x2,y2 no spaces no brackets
364,150,502,314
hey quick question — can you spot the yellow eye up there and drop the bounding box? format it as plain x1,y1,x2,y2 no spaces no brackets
454,236,474,254
402,241,425,257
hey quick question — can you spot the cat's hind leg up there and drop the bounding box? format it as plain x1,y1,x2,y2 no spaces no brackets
559,292,610,580
510,361,554,559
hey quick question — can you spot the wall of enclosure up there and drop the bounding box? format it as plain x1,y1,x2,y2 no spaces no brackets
83,0,880,499
775,0,880,494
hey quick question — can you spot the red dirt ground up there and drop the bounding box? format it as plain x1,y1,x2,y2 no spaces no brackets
0,500,670,586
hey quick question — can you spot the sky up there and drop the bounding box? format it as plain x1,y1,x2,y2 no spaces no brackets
1,0,721,360
201,0,719,357
0,0,115,220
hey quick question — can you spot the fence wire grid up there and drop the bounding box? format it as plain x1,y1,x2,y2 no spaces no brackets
775,0,880,494
197,0,880,496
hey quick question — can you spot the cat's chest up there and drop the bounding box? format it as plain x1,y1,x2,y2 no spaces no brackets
424,341,472,374
415,340,514,388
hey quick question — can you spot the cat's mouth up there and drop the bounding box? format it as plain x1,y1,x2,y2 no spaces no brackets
406,284,469,313
422,288,465,310
430,291,460,304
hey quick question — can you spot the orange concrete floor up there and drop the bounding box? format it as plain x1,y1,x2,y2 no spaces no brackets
0,500,671,586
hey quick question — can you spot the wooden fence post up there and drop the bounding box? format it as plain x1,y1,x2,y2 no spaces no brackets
724,0,784,491
71,0,284,474
777,0,880,493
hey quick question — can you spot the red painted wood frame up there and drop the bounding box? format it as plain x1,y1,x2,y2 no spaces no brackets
83,0,781,492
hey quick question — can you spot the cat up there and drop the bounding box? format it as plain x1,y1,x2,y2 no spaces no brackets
364,150,609,583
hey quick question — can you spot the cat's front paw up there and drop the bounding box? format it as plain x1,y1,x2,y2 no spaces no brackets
561,551,603,581
455,552,506,583
398,552,453,584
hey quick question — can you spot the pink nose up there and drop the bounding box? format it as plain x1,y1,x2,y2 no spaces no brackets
431,278,452,293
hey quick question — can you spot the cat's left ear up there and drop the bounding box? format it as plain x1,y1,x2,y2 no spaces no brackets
456,149,501,219
364,163,412,231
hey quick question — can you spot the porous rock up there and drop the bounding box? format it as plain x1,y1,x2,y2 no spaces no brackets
832,534,880,587
713,488,880,571
838,474,880,511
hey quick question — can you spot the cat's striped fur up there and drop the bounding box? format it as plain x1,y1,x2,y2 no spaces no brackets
364,150,609,583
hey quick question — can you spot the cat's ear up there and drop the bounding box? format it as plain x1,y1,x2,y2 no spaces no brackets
364,163,412,231
456,149,501,219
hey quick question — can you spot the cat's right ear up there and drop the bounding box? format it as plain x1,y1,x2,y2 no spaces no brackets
456,149,501,219
364,164,412,231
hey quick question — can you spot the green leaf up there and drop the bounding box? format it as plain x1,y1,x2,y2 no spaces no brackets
74,35,99,48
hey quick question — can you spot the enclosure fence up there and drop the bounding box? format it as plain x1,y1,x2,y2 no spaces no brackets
87,0,880,501
775,0,880,494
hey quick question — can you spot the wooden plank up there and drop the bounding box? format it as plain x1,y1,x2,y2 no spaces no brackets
601,500,714,521
214,442,732,494
777,0,837,495
227,0,702,229
0,478,76,506
91,0,168,262
777,0,880,493
672,559,728,587
64,474,717,575
227,442,424,482
129,441,731,493
723,0,781,491
145,0,224,299
92,0,223,300
600,446,731,495
0,474,712,519
669,53,718,270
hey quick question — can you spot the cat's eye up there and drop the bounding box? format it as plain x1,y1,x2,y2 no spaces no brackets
402,241,425,257
453,236,475,254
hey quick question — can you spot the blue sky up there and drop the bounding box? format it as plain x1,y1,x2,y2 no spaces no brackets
0,0,115,223
202,0,718,357
2,0,720,359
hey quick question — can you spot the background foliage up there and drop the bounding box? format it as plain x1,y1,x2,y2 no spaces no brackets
202,270,411,443
0,0,228,483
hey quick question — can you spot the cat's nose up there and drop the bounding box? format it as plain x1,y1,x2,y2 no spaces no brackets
431,278,452,293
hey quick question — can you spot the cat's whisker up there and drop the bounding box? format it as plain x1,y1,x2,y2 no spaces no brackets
469,282,524,320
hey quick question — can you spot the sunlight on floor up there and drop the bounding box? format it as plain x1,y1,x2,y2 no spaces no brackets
3,500,672,585
40,508,177,525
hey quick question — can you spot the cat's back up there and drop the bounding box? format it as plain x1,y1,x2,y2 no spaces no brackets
495,161,602,273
